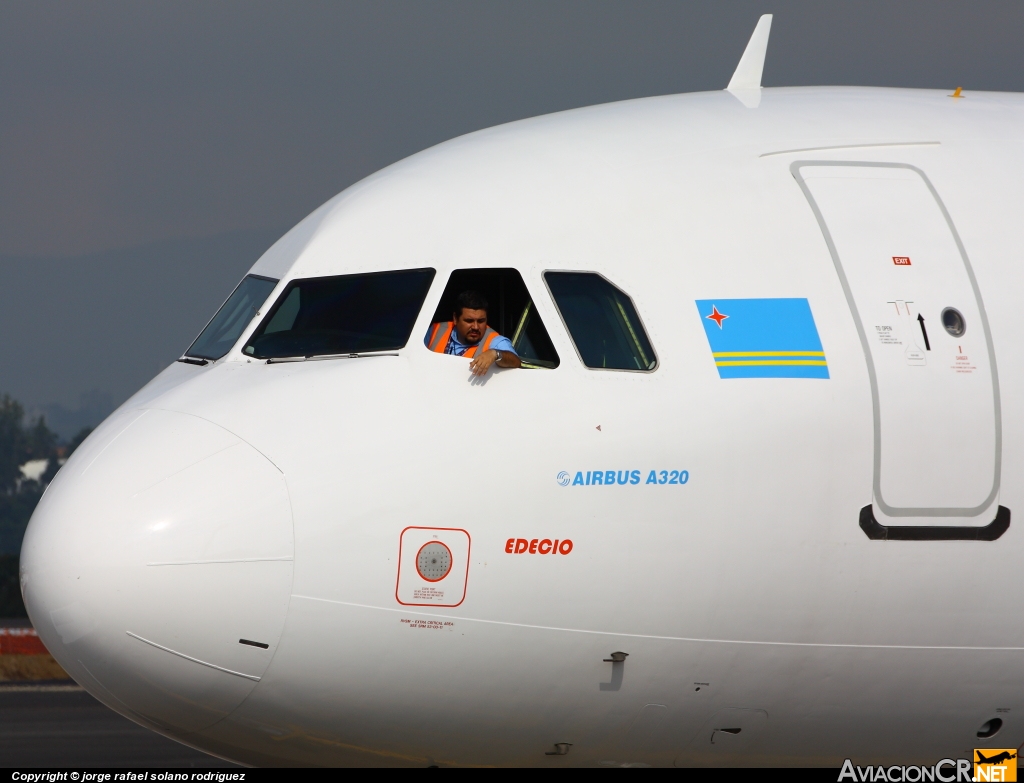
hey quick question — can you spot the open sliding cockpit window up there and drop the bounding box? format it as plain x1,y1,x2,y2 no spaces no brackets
426,268,560,368
185,274,280,361
243,268,435,360
544,272,657,371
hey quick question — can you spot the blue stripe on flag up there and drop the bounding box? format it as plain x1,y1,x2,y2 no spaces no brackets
716,364,830,379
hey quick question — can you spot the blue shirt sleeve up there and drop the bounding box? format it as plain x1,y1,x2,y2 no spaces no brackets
491,335,517,355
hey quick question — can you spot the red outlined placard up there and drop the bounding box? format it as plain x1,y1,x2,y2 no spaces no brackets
396,526,470,607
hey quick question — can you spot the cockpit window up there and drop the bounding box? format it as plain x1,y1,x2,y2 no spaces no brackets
544,272,657,371
186,274,279,360
244,268,435,359
428,268,560,368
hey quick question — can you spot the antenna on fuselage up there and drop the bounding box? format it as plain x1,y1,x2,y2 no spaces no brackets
726,14,772,108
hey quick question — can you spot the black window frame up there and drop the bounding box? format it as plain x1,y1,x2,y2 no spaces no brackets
184,273,280,361
543,270,658,373
243,267,436,360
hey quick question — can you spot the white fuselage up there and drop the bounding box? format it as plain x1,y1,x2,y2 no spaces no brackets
20,85,1024,767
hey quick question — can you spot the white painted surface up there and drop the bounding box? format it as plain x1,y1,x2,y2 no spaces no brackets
17,82,1024,766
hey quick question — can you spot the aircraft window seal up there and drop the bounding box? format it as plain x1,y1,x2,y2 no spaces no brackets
265,350,400,364
244,268,435,360
543,271,657,372
184,274,280,361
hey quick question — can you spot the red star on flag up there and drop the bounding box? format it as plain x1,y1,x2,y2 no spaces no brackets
706,305,728,329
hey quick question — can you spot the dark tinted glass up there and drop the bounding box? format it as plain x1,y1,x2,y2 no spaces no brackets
510,300,559,369
186,275,278,360
244,269,435,359
941,307,965,337
545,272,656,371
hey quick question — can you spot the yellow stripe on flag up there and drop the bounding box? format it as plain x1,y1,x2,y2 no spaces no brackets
716,359,828,367
712,351,825,357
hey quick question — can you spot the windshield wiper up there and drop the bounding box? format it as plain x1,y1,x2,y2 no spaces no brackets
265,351,399,364
178,356,209,366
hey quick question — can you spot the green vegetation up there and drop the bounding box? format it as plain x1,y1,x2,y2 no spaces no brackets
0,395,91,617
0,555,24,617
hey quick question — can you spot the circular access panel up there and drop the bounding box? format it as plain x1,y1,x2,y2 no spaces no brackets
941,307,966,337
416,541,452,582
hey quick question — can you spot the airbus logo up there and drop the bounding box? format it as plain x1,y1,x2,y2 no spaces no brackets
557,470,690,486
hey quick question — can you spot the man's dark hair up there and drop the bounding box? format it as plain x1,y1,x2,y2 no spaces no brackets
454,290,488,318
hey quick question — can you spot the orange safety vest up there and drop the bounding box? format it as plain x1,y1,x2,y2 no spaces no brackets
427,321,501,358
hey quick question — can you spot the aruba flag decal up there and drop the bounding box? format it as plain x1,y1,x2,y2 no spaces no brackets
696,298,829,379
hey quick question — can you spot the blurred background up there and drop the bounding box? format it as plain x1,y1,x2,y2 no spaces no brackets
3,1,1024,619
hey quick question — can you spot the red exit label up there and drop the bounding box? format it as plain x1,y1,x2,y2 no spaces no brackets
893,256,911,266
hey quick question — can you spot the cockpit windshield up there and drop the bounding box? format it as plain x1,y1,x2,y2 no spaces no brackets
243,269,435,359
186,275,279,360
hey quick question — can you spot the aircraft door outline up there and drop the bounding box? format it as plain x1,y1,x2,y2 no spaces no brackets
792,161,1008,541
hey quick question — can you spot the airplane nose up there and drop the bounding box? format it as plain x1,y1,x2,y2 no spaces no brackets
20,408,294,734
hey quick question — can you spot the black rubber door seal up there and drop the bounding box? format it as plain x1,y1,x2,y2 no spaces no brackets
859,505,1009,541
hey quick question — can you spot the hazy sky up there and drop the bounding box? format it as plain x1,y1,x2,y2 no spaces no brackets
2,1,1023,433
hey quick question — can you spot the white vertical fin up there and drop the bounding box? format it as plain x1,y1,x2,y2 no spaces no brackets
727,14,772,92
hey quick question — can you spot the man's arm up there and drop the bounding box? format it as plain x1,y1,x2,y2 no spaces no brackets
495,349,521,369
469,347,521,376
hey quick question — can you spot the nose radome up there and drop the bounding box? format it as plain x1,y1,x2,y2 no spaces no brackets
21,408,294,734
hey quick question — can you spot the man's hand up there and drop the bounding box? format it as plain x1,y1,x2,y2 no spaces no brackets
469,348,499,376
469,348,521,376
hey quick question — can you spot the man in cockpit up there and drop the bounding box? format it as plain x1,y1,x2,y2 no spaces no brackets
425,290,522,376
